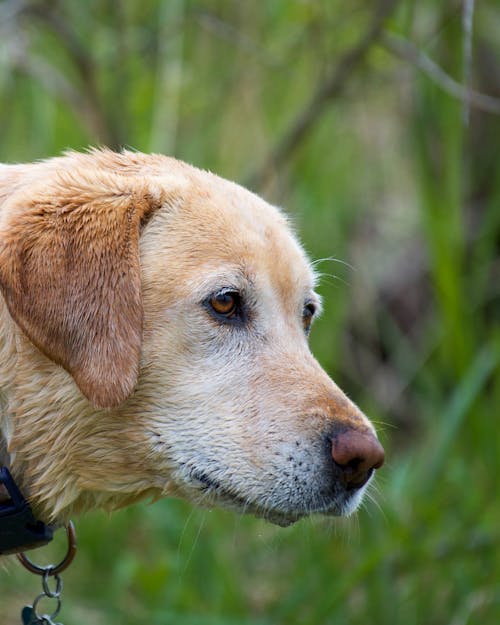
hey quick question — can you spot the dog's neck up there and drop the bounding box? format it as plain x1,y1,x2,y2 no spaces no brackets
0,391,10,501
0,300,14,471
0,432,7,500
0,297,78,520
0,296,162,523
0,439,10,503
0,429,8,466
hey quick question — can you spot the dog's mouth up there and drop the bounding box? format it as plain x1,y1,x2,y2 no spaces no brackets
189,470,302,526
186,468,364,527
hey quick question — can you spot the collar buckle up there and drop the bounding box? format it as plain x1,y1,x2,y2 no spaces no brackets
0,467,53,555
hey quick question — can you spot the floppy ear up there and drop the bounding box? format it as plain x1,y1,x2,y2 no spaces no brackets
0,170,163,408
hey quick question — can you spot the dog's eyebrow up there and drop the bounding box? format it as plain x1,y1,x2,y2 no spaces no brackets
189,267,254,299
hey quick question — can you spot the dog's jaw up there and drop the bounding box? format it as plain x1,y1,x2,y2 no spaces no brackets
175,465,372,527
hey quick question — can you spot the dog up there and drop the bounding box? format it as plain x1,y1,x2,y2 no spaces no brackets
0,149,384,528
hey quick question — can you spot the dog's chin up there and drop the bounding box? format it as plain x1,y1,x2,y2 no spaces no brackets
252,492,365,527
207,495,304,527
224,494,363,527
253,509,302,527
185,470,367,527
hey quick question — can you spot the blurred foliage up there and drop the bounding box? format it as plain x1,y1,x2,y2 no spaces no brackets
1,0,499,624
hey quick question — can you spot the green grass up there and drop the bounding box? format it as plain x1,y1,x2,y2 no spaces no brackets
1,1,499,624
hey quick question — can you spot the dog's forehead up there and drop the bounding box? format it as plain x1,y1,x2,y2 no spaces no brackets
148,177,315,301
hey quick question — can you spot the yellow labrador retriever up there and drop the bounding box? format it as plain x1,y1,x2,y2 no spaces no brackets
0,149,383,527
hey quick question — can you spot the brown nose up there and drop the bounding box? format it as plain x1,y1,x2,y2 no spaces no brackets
331,429,385,490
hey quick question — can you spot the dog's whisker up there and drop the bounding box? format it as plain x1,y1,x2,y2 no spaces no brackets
311,256,355,271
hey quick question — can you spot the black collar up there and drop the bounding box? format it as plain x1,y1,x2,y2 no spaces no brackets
0,466,53,555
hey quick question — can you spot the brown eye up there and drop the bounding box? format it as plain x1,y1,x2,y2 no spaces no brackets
209,291,239,317
303,302,316,334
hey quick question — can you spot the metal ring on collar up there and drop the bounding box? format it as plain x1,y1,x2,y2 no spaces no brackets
17,522,77,576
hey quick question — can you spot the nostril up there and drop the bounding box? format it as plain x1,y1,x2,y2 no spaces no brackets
331,429,384,489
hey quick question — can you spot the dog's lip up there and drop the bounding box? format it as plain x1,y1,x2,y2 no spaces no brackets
189,469,299,525
188,469,353,526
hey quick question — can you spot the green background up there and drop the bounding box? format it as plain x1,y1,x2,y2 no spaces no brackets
1,1,499,623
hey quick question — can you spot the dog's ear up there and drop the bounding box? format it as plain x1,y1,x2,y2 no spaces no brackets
0,170,163,408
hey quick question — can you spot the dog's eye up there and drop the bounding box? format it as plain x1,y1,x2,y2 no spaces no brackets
208,290,240,318
302,302,316,334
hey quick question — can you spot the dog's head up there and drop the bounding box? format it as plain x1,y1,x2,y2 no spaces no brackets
0,149,383,525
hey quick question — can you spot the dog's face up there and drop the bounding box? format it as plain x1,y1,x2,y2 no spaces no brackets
0,150,383,525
